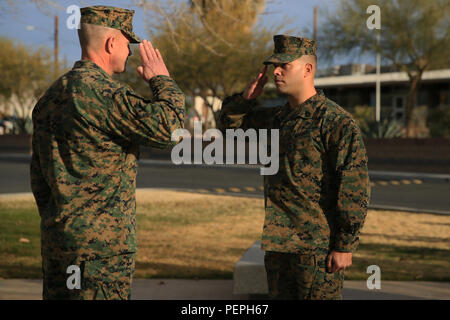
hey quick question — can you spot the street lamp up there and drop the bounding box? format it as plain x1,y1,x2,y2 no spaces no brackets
376,30,380,122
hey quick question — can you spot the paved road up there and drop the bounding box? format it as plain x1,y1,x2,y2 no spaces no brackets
0,156,449,213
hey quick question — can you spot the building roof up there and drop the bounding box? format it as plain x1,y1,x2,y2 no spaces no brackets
314,68,450,88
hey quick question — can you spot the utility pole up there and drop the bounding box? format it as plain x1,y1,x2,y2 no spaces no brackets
54,15,59,77
313,6,317,41
376,31,380,122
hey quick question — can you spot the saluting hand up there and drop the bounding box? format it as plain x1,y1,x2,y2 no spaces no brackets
242,66,268,100
137,39,170,81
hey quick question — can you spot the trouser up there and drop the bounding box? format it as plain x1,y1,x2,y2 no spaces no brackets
264,251,344,300
42,252,136,300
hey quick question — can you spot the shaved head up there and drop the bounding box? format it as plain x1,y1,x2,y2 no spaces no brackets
77,23,132,74
78,23,123,53
298,55,317,77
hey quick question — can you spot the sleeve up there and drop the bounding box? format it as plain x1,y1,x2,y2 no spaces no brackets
30,137,51,217
328,116,370,252
218,93,279,130
106,75,185,148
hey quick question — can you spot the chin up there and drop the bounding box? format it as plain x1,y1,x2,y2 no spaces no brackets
116,65,127,74
117,60,128,73
275,86,286,94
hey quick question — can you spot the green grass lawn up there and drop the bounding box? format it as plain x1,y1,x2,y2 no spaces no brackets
0,203,42,278
0,191,449,281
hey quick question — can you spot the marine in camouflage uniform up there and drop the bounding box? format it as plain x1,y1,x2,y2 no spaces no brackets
219,35,370,300
30,6,185,300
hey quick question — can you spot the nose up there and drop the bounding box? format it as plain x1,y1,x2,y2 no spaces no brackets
273,66,281,76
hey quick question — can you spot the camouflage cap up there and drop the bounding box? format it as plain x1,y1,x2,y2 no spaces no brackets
80,5,141,43
263,35,316,65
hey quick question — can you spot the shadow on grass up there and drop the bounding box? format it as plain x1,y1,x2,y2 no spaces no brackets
1,242,449,281
361,232,450,243
135,243,450,281
0,263,42,279
135,261,233,279
347,243,450,281
423,222,450,227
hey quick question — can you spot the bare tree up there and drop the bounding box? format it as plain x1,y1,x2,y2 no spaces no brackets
1,0,62,16
131,0,287,127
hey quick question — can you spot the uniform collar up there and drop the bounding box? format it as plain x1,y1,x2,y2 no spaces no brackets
286,89,326,119
73,60,112,79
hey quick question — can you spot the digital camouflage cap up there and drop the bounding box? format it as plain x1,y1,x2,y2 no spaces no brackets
80,5,141,43
263,35,316,65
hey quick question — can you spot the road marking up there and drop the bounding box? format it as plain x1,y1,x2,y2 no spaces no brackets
401,180,412,185
412,179,423,184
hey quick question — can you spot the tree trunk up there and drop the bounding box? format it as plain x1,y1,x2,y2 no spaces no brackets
404,73,422,137
212,109,221,130
199,93,222,129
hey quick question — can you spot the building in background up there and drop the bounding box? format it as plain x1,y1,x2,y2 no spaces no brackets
315,65,450,122
185,94,222,133
0,91,36,134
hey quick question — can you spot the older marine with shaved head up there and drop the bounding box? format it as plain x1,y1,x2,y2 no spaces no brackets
78,23,131,73
30,6,185,300
219,35,370,300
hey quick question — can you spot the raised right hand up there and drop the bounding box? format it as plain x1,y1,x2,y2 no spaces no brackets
137,39,170,81
242,66,268,100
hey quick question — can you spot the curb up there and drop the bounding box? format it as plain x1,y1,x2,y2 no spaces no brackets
1,188,449,215
370,170,450,183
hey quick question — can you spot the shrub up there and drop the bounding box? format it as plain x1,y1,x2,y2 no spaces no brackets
427,107,450,137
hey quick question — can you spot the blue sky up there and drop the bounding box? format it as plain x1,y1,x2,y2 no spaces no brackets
0,0,367,68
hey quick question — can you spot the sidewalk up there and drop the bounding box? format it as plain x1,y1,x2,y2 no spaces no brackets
0,279,449,300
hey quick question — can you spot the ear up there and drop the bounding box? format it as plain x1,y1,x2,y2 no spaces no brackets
304,63,313,78
105,35,115,54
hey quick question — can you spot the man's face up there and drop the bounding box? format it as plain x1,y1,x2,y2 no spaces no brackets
111,32,132,73
271,58,305,95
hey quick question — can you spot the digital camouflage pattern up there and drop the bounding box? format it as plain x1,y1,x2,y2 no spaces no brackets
264,35,316,65
43,253,135,300
219,89,370,254
264,251,344,300
80,6,141,43
30,60,185,264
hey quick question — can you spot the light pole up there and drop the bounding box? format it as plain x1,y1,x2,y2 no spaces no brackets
376,30,380,122
54,15,59,77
